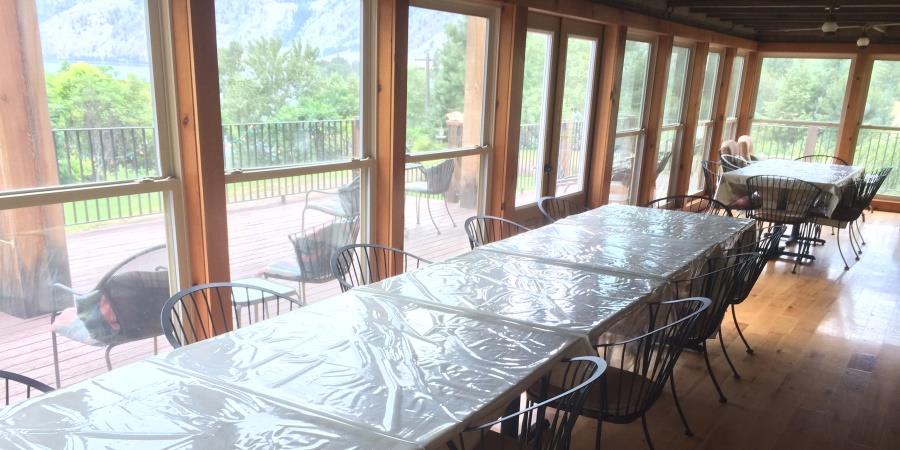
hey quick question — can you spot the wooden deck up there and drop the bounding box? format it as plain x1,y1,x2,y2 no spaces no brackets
0,193,476,392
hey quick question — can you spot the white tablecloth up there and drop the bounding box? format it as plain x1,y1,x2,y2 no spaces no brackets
716,159,864,216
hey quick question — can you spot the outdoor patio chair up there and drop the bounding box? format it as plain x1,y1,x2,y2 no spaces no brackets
701,160,721,198
2,370,54,406
794,154,849,165
405,159,456,234
301,175,360,231
50,244,169,388
450,356,606,450
260,216,360,303
332,244,431,292
161,282,302,348
644,195,733,217
720,153,749,172
537,196,588,223
464,216,530,249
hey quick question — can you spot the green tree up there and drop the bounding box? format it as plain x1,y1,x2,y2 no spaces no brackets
45,62,152,129
431,21,466,128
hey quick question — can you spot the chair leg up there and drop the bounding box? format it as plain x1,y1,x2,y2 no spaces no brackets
855,220,866,246
702,344,728,403
415,194,421,225
153,336,159,355
718,326,741,379
640,414,655,450
104,345,115,371
848,225,861,260
836,228,850,271
443,196,456,227
51,331,61,388
425,195,440,235
732,305,754,354
670,376,694,437
594,418,603,450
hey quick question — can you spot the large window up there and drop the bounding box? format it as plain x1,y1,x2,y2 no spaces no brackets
610,40,652,204
724,55,745,140
515,31,553,207
0,0,180,389
750,57,851,160
688,51,721,192
217,0,371,304
856,59,900,197
403,3,496,261
654,45,691,199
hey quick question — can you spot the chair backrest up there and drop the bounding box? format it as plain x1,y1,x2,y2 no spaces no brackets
537,196,588,223
701,160,722,198
655,150,674,177
855,167,893,210
463,216,530,249
2,370,53,406
97,244,170,342
727,225,787,304
452,356,606,450
332,244,431,292
737,135,753,157
289,216,361,283
422,159,456,193
593,297,710,423
794,154,848,165
644,195,733,217
161,282,303,348
672,254,756,345
337,176,361,216
745,175,823,225
720,153,749,172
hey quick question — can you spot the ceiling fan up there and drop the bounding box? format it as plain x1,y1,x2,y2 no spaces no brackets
773,5,900,46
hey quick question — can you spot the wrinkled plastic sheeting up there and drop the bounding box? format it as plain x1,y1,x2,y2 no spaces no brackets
0,362,415,450
157,291,579,446
368,250,672,338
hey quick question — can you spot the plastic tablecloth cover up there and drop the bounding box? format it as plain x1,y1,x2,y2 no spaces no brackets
716,159,864,215
155,290,582,447
366,250,671,338
0,361,415,450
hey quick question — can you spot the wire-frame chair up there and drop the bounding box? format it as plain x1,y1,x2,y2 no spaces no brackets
464,216,531,249
794,154,849,165
745,175,823,273
2,371,54,406
332,244,431,292
537,196,588,223
576,298,711,449
448,356,607,450
724,225,787,353
161,282,303,348
643,195,733,217
720,154,749,172
671,253,756,406
406,159,457,234
700,160,722,198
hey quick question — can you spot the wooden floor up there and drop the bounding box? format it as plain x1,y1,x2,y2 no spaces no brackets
571,210,900,450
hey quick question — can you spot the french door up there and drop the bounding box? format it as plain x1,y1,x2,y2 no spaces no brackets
510,15,601,223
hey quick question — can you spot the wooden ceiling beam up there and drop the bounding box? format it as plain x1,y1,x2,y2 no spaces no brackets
670,0,900,7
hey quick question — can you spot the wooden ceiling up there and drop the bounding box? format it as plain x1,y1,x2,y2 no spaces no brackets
595,1,900,43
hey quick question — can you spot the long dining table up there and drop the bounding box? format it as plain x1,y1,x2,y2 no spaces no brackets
0,204,754,449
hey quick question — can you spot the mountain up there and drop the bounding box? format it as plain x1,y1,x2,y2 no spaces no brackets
36,0,459,67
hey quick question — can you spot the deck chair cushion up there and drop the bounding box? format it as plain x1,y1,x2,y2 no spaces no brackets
104,270,170,341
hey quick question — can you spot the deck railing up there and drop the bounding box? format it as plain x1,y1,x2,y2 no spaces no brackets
749,120,840,160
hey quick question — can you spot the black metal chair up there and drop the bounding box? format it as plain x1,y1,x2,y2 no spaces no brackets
261,216,361,303
794,154,849,165
700,160,721,198
49,244,169,387
2,370,54,406
537,196,588,223
720,154,749,172
161,282,304,348
405,159,456,234
332,244,431,292
449,356,607,450
725,225,787,353
745,175,823,273
578,298,711,449
301,176,360,231
671,253,756,405
463,216,531,249
643,195,733,217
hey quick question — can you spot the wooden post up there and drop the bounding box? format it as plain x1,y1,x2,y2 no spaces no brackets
460,16,487,209
708,47,736,164
735,51,761,138
636,35,673,205
0,0,71,317
673,42,709,196
373,0,408,273
587,24,627,207
836,49,875,164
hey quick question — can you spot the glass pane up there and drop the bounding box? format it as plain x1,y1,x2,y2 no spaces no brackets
404,155,481,261
515,31,552,208
654,128,681,198
689,123,713,191
216,0,363,169
227,170,359,304
1,2,159,192
617,41,651,131
609,135,641,204
555,37,597,196
862,60,900,127
662,46,691,126
754,57,851,123
698,52,721,121
726,56,745,118
857,60,900,196
0,197,173,392
406,8,488,154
